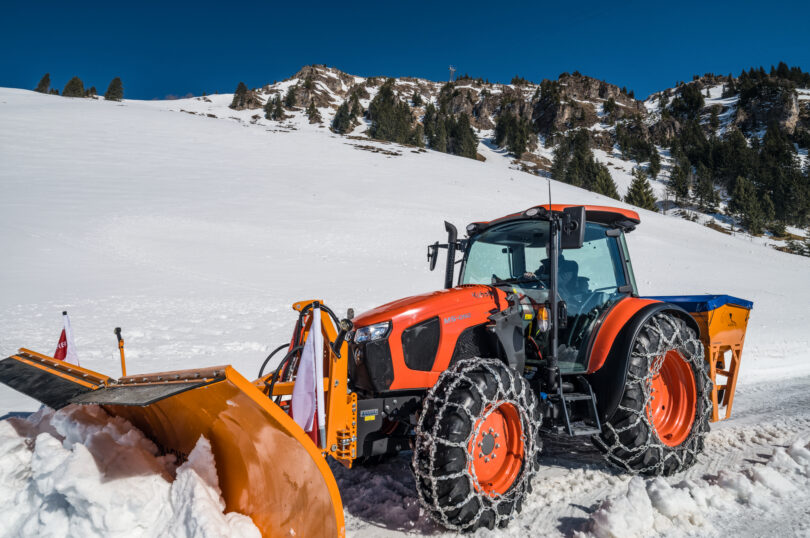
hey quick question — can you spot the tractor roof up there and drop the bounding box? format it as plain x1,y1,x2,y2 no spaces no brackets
470,204,641,234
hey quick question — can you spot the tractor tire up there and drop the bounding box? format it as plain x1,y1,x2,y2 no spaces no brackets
412,358,542,532
594,312,712,476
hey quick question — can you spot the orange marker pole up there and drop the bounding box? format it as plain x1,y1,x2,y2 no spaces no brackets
114,327,127,377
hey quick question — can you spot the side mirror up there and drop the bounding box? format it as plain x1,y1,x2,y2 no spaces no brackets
561,206,586,250
427,242,439,271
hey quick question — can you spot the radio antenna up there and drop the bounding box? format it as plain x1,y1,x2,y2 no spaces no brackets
547,176,552,207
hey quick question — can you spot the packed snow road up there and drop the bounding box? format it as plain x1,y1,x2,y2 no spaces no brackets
337,375,810,537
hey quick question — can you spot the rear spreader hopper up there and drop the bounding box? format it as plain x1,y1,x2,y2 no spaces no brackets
0,205,753,534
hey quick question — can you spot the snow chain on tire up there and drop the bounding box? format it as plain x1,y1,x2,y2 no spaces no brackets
413,358,543,531
593,313,712,476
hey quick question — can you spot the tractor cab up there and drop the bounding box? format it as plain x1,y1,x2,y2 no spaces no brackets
429,204,641,374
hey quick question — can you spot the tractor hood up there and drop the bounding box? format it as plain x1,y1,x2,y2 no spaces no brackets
352,285,506,330
349,284,509,392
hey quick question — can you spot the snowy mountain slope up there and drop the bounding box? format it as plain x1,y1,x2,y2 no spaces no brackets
147,65,810,253
1,88,809,537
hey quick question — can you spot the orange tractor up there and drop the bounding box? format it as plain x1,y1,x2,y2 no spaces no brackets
0,204,752,535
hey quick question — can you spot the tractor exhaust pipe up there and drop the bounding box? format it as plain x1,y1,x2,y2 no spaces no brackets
444,221,457,289
547,215,560,390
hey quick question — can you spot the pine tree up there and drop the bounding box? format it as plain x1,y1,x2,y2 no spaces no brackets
85,86,97,97
550,129,622,195
452,113,478,159
770,220,787,238
307,101,322,123
412,91,423,107
648,149,661,178
495,111,532,156
669,83,705,119
230,82,248,109
263,95,275,120
728,176,765,234
603,97,617,124
350,94,362,117
694,164,718,211
284,85,297,108
434,118,448,153
104,77,124,101
367,79,413,144
668,165,690,202
331,101,352,133
624,168,658,211
593,167,621,200
709,107,720,133
423,103,437,145
724,74,736,97
62,76,85,97
272,96,284,120
551,142,569,183
49,88,59,95
34,73,50,93
412,124,425,148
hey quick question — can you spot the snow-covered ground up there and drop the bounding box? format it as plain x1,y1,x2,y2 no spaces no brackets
0,406,260,537
1,88,809,536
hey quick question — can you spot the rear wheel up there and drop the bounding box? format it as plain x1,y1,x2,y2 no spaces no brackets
594,312,711,475
413,358,542,531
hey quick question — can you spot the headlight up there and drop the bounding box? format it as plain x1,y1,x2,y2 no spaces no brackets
352,321,391,344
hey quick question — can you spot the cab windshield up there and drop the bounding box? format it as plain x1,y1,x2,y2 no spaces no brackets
460,220,551,289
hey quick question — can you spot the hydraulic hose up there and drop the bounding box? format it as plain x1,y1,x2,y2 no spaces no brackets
267,344,305,403
262,300,341,403
258,343,292,378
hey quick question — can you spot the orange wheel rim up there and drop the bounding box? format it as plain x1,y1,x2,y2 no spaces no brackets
467,402,524,496
647,350,697,447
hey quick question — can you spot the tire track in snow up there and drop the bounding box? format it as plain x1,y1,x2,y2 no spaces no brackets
343,375,810,537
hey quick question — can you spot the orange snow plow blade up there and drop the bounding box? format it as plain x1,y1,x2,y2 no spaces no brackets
0,349,345,538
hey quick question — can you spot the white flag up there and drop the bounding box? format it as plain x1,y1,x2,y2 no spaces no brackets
291,307,320,433
313,307,326,448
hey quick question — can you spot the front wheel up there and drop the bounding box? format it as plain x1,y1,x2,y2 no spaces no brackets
413,358,542,531
594,312,712,476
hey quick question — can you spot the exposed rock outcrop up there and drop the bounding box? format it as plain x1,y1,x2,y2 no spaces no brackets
735,85,800,134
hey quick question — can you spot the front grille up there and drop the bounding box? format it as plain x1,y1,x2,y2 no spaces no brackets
402,317,440,371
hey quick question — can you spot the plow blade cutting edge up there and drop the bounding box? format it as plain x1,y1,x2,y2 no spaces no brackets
0,348,345,538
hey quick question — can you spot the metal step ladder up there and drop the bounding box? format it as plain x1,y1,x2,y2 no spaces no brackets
555,378,602,436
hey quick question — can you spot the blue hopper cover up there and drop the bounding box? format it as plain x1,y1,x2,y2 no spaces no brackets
642,294,754,313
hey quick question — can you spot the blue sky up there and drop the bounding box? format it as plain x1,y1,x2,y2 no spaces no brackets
2,0,809,99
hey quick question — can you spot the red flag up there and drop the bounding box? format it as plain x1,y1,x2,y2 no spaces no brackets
54,329,68,360
53,311,80,365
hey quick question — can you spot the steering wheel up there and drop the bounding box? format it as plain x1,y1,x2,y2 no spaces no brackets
491,273,548,289
521,272,548,289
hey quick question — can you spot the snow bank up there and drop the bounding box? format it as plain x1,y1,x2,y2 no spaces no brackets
582,436,810,538
0,406,259,538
